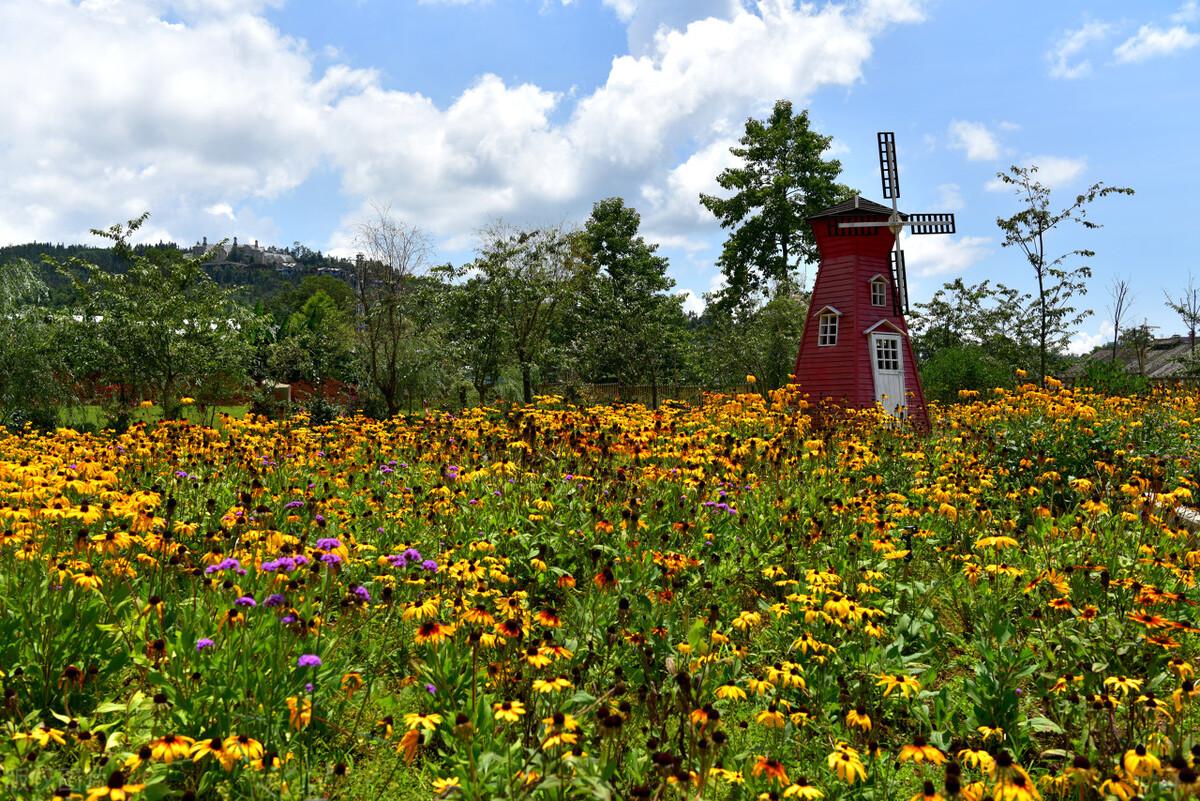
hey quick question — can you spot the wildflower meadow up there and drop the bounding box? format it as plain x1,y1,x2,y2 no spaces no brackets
2,382,1199,801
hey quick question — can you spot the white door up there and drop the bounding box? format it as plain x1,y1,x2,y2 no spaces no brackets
870,333,905,417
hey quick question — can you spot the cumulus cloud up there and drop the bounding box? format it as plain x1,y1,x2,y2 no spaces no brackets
902,234,991,279
947,120,1000,161
986,156,1087,192
1047,21,1112,79
0,0,925,261
1068,322,1114,356
1114,23,1200,63
205,203,236,221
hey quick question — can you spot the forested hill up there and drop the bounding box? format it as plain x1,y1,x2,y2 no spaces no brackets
0,240,353,310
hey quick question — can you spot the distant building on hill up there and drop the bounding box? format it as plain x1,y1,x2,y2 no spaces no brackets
187,237,297,270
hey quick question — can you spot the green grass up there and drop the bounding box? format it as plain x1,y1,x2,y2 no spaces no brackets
56,404,249,429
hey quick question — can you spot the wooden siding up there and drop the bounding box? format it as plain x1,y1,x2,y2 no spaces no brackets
794,208,930,431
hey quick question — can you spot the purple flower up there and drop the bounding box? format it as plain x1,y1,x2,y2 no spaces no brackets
403,548,422,562
285,500,305,509
298,654,322,668
353,585,371,602
265,593,287,607
320,552,343,566
314,514,326,524
316,537,342,551
196,637,215,652
235,595,257,608
425,683,437,695
387,554,408,568
281,614,297,624
305,682,314,692
421,560,439,572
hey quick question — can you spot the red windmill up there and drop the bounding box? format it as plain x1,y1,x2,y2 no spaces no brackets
793,132,956,431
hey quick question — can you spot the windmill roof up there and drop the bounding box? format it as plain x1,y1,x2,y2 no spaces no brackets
808,195,906,220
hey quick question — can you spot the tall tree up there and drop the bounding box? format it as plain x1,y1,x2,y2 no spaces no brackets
994,165,1133,384
1165,273,1200,355
351,205,433,416
700,100,852,307
475,224,582,404
62,214,252,420
1107,277,1133,361
574,197,685,396
0,259,70,428
442,270,509,405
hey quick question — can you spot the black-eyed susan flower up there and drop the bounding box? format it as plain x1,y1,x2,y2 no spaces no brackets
148,734,193,763
85,771,144,801
492,700,525,723
827,745,867,785
404,712,443,732
845,706,871,732
898,736,945,765
1122,745,1160,778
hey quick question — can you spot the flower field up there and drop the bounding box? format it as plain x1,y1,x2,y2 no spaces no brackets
2,384,1199,801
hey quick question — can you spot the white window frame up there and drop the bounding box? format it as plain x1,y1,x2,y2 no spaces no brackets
870,277,887,307
818,313,839,346
874,335,900,371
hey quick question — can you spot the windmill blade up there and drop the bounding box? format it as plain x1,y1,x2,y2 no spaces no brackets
891,249,909,315
877,132,899,199
908,213,956,235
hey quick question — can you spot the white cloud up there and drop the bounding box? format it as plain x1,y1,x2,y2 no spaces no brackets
602,0,639,23
947,120,1000,161
1047,21,1112,79
679,289,705,316
935,183,964,211
0,0,926,271
1174,1,1200,24
986,156,1087,192
205,203,236,221
902,234,991,279
1068,322,1114,355
0,0,368,244
1114,23,1200,63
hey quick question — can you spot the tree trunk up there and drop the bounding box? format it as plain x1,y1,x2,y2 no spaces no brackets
520,362,533,404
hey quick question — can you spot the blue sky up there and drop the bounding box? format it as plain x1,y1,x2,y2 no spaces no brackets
2,0,1198,350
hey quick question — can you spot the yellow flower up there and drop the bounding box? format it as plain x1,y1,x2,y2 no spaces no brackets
86,771,145,801
898,737,944,765
223,734,264,761
784,779,824,799
715,684,747,701
827,745,867,785
492,700,526,723
845,706,871,732
148,734,194,763
1122,745,1160,778
180,397,195,405
287,696,313,730
1104,675,1143,695
404,712,443,731
756,706,786,728
976,725,1004,741
533,677,573,694
432,776,462,797
876,673,921,698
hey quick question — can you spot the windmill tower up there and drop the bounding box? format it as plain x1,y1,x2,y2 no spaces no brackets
792,132,956,431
